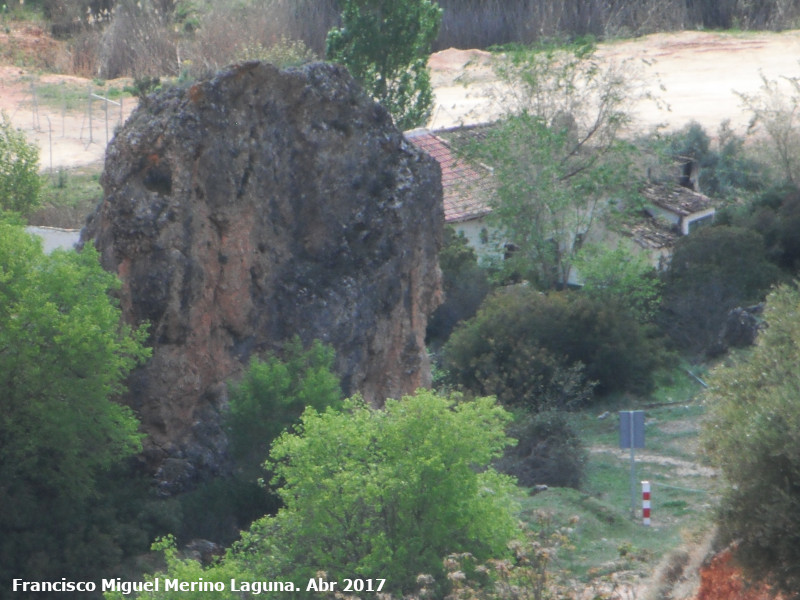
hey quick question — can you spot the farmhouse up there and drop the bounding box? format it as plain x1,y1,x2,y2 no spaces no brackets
405,126,495,255
642,182,716,236
409,126,716,277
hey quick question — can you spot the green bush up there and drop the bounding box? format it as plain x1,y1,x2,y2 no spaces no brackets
704,285,800,595
723,185,800,274
121,391,520,599
264,391,519,594
659,225,782,355
573,241,661,323
0,113,41,216
227,337,342,483
444,287,668,406
495,410,587,489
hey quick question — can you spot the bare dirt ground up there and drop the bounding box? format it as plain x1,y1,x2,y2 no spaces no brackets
3,29,800,170
0,64,137,171
428,30,800,134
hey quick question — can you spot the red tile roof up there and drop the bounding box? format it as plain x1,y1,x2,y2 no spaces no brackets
406,128,492,223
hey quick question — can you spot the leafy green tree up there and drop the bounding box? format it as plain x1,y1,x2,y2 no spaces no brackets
467,41,642,288
704,284,800,596
0,219,150,583
227,336,342,482
0,113,41,215
267,390,518,594
427,225,492,348
112,391,519,598
326,0,442,130
173,338,345,543
573,241,661,322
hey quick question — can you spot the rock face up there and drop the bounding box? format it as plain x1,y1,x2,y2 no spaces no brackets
708,304,764,358
82,62,443,490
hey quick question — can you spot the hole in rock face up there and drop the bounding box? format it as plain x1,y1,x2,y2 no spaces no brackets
143,164,173,195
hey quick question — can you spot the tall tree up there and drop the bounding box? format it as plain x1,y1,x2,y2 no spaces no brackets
0,219,150,582
326,0,442,130
467,41,644,288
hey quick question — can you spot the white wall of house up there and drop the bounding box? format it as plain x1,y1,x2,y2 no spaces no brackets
682,208,715,235
450,215,505,264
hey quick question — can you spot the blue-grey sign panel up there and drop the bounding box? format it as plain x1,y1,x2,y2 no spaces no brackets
619,410,645,449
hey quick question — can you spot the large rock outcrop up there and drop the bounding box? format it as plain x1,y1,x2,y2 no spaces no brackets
81,62,443,490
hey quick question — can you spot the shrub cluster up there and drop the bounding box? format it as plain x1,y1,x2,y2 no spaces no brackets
427,226,492,349
495,410,587,489
110,391,520,599
658,225,782,356
444,286,668,408
704,285,800,596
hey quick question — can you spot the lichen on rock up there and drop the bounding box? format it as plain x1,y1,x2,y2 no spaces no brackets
82,61,443,492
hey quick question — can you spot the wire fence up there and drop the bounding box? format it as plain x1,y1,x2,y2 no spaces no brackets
7,80,137,174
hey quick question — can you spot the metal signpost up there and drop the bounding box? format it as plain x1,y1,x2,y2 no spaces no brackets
619,410,645,519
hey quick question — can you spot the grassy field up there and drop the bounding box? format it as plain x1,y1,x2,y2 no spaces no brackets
516,366,717,596
26,78,129,113
30,163,103,228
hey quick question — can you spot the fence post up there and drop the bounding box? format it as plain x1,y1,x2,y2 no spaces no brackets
61,82,66,137
87,85,93,143
46,115,52,175
105,86,109,145
30,81,39,130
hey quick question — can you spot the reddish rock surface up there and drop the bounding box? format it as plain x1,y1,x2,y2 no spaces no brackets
82,62,443,491
695,550,783,600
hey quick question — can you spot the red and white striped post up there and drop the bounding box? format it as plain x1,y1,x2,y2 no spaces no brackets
642,480,651,526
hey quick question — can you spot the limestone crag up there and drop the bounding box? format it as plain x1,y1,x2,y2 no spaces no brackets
82,62,443,490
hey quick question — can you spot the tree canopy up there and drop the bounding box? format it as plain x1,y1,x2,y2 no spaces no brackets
326,0,442,130
0,113,41,215
704,284,800,596
0,219,150,582
266,390,519,593
467,41,642,288
227,337,342,483
116,390,520,599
